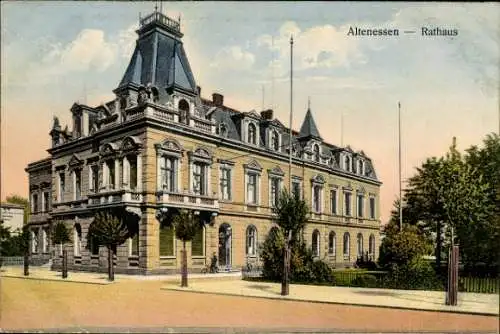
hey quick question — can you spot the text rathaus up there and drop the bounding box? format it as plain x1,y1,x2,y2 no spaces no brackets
26,11,382,274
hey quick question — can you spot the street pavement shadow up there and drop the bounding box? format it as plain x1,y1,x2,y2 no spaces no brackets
246,284,282,296
352,290,399,297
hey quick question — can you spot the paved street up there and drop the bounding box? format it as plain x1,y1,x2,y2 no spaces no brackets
1,276,498,333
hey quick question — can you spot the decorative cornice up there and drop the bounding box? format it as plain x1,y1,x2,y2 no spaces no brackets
267,165,285,176
243,159,263,172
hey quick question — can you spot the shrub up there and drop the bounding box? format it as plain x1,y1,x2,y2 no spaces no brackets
260,228,335,284
351,274,379,288
387,257,444,290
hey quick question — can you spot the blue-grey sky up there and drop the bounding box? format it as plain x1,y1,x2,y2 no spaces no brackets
2,1,499,223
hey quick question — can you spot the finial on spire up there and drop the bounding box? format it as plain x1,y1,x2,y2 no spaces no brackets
178,13,181,24
308,96,311,110
154,1,158,13
290,35,294,44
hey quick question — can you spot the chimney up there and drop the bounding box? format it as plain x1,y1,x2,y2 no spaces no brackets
212,93,224,107
197,86,201,96
261,109,273,120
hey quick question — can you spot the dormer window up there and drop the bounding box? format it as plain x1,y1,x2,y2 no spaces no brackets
178,99,190,124
358,160,364,175
313,144,320,163
271,130,279,151
248,123,257,145
345,155,351,172
74,115,82,138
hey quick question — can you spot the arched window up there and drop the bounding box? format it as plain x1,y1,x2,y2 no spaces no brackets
313,144,320,162
178,99,190,124
312,229,320,257
31,230,39,254
42,228,48,253
74,223,82,257
328,231,336,255
246,225,257,256
343,232,350,258
248,123,257,144
271,130,279,151
345,156,351,172
358,160,364,175
369,234,375,257
269,226,281,240
357,233,363,257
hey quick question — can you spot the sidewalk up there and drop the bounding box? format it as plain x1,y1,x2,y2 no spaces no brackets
161,279,499,316
0,266,241,285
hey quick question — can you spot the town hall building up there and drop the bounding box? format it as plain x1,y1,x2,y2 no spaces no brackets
25,10,382,274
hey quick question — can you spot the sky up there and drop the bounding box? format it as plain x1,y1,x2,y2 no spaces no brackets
1,1,499,223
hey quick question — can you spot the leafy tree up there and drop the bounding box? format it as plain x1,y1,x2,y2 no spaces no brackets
88,210,129,281
171,210,200,288
395,137,493,269
52,221,71,257
379,222,432,269
462,133,500,268
6,195,30,225
274,190,309,295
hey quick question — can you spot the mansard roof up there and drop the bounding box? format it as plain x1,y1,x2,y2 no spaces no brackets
116,11,197,95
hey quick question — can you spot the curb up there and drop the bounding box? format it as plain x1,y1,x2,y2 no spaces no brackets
160,286,499,317
1,274,113,285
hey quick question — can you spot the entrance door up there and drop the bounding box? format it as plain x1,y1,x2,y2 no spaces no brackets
218,223,232,270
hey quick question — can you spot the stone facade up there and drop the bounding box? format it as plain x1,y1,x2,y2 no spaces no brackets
25,10,382,274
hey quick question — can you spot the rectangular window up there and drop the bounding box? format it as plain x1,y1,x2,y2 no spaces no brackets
108,161,115,189
220,168,232,200
159,225,174,256
43,192,50,212
32,193,39,213
270,177,280,207
292,181,301,199
75,170,82,200
129,157,138,190
59,173,65,202
130,234,139,256
357,194,364,217
313,186,321,213
370,197,376,219
247,173,257,204
91,165,99,192
345,192,352,216
330,189,337,215
193,162,206,195
191,226,204,257
161,157,177,192
90,236,99,255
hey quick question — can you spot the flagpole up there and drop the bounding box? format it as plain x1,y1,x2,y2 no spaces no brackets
288,35,293,192
398,101,402,231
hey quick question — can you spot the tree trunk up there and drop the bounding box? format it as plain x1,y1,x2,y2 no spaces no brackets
23,251,29,276
181,240,188,287
62,248,68,279
107,246,114,282
281,230,292,296
435,221,442,270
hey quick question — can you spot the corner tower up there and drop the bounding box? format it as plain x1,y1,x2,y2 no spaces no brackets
114,10,199,115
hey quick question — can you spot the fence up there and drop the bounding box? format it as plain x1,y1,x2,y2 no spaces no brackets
458,276,500,294
331,270,499,294
0,256,24,266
